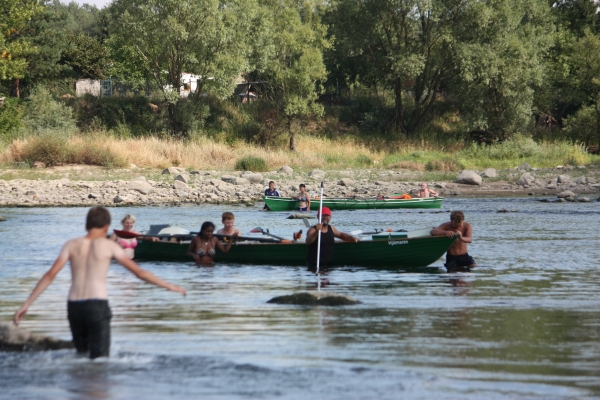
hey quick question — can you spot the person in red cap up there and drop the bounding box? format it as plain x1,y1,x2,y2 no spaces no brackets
305,207,359,269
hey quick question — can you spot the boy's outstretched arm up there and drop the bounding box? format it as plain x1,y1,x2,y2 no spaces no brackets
116,254,187,296
14,249,69,326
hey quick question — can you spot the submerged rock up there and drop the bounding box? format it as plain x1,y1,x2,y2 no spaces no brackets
287,213,315,219
267,291,360,306
0,322,73,352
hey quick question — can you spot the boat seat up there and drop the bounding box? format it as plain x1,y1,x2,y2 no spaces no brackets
147,224,171,235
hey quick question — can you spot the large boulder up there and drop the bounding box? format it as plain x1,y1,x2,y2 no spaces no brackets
162,167,184,175
518,163,532,171
0,322,73,352
516,173,535,187
557,174,571,184
557,190,575,198
267,291,360,306
173,180,189,191
455,170,482,186
480,168,497,178
338,178,355,187
128,180,153,195
221,175,237,184
241,172,263,184
279,166,294,174
175,174,190,184
233,177,251,186
308,169,325,181
573,176,587,185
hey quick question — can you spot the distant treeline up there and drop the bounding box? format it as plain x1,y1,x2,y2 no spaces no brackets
1,0,600,149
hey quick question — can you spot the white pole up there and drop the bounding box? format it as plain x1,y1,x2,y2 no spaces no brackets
316,181,324,276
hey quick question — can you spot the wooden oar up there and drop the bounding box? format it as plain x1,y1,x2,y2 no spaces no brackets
112,229,282,243
249,227,286,241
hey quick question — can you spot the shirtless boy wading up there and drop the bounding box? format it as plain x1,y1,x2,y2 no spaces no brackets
430,210,476,269
14,207,186,359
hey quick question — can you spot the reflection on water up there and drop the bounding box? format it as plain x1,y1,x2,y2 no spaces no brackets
1,198,600,399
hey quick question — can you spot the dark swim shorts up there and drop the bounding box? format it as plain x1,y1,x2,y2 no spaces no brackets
67,299,112,359
445,253,476,269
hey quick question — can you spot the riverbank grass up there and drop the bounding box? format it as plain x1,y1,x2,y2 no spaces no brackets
1,132,598,175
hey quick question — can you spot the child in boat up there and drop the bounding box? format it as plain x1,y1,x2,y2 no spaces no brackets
13,206,186,359
217,212,242,237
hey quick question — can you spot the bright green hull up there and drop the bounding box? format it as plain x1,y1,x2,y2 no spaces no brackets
263,196,443,211
135,235,455,268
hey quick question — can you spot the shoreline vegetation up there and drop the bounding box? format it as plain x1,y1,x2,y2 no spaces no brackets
2,132,599,173
0,133,598,208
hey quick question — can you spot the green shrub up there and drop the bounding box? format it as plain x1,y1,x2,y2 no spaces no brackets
22,86,77,134
234,156,267,172
425,158,463,171
354,154,372,166
0,97,25,142
21,132,70,166
563,105,599,147
71,145,127,168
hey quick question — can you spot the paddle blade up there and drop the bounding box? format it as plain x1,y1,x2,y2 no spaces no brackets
302,218,311,228
293,230,303,240
113,229,138,238
249,227,263,234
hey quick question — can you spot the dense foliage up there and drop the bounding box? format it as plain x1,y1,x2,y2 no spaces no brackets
1,0,600,149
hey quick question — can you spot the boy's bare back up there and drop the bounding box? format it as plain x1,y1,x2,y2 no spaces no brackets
64,237,129,301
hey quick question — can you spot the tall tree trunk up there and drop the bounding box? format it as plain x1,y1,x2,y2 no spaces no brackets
288,118,296,151
393,78,407,135
11,79,20,98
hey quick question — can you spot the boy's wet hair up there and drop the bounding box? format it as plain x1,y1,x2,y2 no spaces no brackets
222,211,235,221
86,206,111,230
269,181,275,185
450,210,465,224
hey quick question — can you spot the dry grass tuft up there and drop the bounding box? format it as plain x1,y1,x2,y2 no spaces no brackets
388,161,426,171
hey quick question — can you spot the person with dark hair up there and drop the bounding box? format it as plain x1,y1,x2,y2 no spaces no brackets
263,181,281,210
187,221,239,265
13,206,187,359
305,207,359,269
430,210,476,269
292,183,310,211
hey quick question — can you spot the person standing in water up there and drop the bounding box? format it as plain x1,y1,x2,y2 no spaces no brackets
293,184,311,211
188,221,239,265
305,207,359,269
430,210,476,269
13,206,187,359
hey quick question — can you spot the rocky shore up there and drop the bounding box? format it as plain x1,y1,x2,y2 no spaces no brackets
0,163,599,208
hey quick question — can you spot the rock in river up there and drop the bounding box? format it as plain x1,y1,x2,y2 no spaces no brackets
0,321,73,352
267,291,360,306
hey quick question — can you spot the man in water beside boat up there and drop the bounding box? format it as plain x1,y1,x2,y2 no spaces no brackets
417,182,438,198
13,206,186,359
305,206,359,269
430,210,476,269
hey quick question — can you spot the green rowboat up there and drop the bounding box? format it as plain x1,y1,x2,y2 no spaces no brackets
134,235,456,268
262,196,443,211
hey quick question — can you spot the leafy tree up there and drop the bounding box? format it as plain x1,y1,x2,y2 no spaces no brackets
567,29,600,146
250,0,330,150
62,32,108,79
0,0,44,97
452,0,553,140
326,0,461,136
107,0,259,134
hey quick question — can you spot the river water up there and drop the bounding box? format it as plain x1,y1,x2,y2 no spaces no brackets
0,197,599,399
